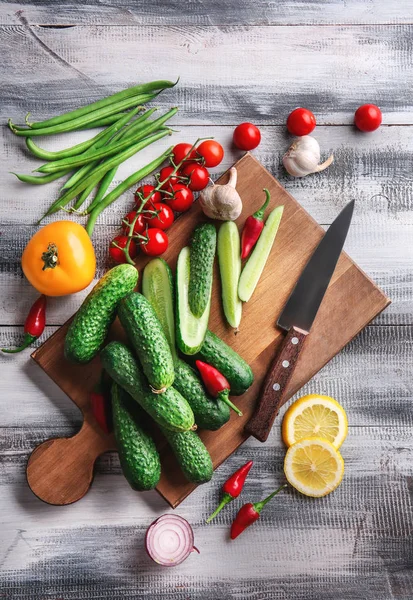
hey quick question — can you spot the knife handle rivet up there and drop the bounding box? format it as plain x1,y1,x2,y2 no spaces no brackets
282,360,290,368
291,337,299,345
272,383,281,391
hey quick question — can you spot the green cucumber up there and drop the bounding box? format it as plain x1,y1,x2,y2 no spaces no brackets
176,247,210,355
194,330,253,396
101,341,195,432
118,292,175,392
111,382,161,491
161,427,213,484
65,264,138,364
238,206,284,302
188,223,216,317
173,358,230,430
217,221,242,329
142,258,177,362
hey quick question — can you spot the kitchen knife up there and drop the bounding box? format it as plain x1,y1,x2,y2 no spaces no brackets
245,200,355,442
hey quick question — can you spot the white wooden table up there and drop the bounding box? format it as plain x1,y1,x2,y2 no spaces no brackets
1,2,413,598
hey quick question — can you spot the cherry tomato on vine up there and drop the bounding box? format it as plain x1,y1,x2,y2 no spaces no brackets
159,165,181,191
134,184,161,208
109,235,137,264
171,143,196,165
286,108,316,136
354,104,382,132
180,163,210,191
233,123,261,150
122,211,146,235
164,183,194,212
144,203,174,230
196,140,224,167
141,228,169,256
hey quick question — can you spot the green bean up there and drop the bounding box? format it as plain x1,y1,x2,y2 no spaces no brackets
78,113,127,130
25,111,131,161
86,166,118,213
72,181,97,211
38,129,171,221
9,93,156,137
11,169,72,185
28,80,176,130
62,161,99,190
39,108,178,173
86,148,172,236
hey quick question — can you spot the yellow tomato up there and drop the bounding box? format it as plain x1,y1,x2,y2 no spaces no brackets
22,221,96,296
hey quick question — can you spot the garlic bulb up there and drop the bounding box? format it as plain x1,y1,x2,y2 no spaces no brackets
199,167,242,221
283,135,334,178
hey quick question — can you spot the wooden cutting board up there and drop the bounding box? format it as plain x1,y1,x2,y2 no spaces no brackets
28,153,390,508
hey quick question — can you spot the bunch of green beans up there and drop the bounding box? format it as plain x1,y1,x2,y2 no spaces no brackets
9,79,178,225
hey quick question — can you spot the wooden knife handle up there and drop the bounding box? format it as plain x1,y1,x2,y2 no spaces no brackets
245,327,308,442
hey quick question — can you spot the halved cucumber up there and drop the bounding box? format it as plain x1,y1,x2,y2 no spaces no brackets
142,258,177,362
176,246,210,355
218,221,242,329
238,206,284,302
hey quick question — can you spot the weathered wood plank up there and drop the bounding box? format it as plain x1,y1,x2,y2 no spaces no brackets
1,426,412,599
1,1,413,26
1,325,412,428
1,25,412,124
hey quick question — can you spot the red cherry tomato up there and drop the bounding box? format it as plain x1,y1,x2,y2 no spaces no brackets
134,184,161,209
180,163,210,191
171,143,196,165
196,140,224,167
286,108,316,136
122,211,146,235
144,203,174,230
159,165,181,191
354,104,382,132
164,183,194,212
109,235,137,264
233,123,261,151
141,228,169,256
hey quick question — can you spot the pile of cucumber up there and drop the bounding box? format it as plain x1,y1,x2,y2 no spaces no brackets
64,238,253,491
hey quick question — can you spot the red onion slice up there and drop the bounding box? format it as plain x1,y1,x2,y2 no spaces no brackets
145,514,199,567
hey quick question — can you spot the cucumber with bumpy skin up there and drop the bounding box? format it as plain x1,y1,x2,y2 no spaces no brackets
218,221,242,329
161,427,213,484
142,258,177,362
111,383,161,491
238,205,284,302
101,341,195,432
176,247,210,355
65,264,138,364
188,223,216,317
174,358,230,430
118,292,175,392
194,330,253,396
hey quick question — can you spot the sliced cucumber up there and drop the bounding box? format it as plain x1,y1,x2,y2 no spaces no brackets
142,258,177,362
238,206,284,302
176,246,210,355
218,221,242,329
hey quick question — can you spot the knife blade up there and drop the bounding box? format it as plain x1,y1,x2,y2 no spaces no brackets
245,200,355,442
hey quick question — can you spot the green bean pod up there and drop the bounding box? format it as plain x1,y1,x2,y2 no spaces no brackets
12,169,72,185
39,129,171,221
86,166,118,213
27,80,175,129
38,108,178,173
72,180,97,211
62,161,99,190
78,113,128,130
86,147,172,236
9,93,156,137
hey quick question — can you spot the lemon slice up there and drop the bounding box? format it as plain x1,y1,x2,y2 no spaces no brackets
284,437,344,497
282,394,348,449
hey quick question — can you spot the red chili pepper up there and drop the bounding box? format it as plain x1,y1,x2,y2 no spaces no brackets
2,295,46,354
230,484,287,540
195,360,242,416
241,188,271,259
90,372,112,435
206,460,253,523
